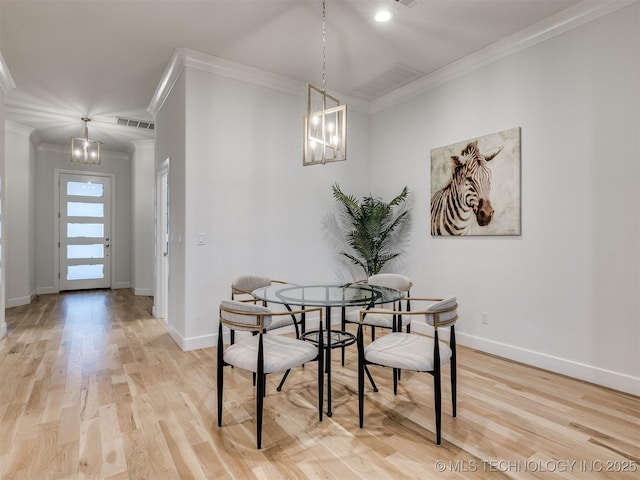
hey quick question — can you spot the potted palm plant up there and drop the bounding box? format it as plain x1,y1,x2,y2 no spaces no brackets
331,183,411,277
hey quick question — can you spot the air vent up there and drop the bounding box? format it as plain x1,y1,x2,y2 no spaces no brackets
116,117,155,130
353,63,424,99
395,0,420,8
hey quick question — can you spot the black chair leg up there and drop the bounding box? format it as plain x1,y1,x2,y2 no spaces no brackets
277,369,291,391
318,327,324,422
256,371,265,449
434,331,442,445
217,324,224,427
393,368,399,395
364,365,378,392
341,307,346,367
450,326,457,417
434,368,442,445
217,366,223,427
357,325,365,428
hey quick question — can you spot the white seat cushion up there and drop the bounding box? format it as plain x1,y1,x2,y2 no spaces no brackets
346,308,410,329
367,273,412,292
224,335,318,374
346,308,395,328
364,332,452,371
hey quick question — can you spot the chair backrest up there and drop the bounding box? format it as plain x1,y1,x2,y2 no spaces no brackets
220,299,272,332
367,273,412,292
423,296,457,327
231,275,272,297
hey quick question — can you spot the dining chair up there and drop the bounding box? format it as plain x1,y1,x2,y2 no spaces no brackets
231,275,306,342
217,299,324,449
342,273,413,340
357,296,458,445
341,273,412,376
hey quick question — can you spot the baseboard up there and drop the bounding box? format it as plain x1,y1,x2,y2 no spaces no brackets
112,282,130,289
6,295,32,308
131,286,153,296
166,323,217,351
166,322,311,352
455,331,640,397
36,287,58,295
0,322,6,339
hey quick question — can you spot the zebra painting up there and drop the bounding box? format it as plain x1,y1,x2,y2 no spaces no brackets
430,128,521,236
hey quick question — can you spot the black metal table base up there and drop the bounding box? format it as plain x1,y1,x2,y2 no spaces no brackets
302,326,355,417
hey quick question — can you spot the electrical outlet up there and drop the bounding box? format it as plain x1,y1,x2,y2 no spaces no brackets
481,312,489,325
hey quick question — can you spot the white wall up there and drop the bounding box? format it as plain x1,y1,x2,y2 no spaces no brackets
0,43,15,338
369,4,640,394
154,69,187,344
149,6,639,394
153,51,370,349
0,67,6,338
0,90,4,339
130,139,155,296
4,121,35,306
34,145,132,293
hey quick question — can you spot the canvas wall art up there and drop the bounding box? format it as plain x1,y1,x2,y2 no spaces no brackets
430,127,521,236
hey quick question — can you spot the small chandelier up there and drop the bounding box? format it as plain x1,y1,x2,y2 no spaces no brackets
71,117,102,164
303,0,347,166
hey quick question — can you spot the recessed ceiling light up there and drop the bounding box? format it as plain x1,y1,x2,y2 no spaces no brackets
375,10,392,22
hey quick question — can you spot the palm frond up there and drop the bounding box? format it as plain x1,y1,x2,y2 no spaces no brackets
331,184,411,276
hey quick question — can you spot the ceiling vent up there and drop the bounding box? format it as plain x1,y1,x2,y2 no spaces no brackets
353,62,424,100
395,0,421,8
116,116,155,130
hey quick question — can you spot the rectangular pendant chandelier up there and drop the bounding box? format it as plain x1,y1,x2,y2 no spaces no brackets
303,83,347,166
71,117,102,165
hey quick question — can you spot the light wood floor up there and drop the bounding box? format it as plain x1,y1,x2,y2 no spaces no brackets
1,290,638,479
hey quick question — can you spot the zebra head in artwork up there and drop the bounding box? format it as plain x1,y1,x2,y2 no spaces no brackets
431,141,504,235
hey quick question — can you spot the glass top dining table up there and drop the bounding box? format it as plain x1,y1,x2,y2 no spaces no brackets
252,282,403,308
252,283,404,416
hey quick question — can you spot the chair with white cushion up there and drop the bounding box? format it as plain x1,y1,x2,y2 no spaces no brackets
341,274,412,376
231,275,305,342
357,296,457,445
217,299,324,449
342,273,413,341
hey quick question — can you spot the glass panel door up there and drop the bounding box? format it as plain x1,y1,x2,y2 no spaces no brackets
59,174,111,291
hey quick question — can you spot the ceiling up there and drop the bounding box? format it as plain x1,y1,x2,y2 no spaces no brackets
1,0,584,153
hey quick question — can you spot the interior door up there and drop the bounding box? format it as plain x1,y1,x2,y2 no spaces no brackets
154,164,169,320
59,173,112,291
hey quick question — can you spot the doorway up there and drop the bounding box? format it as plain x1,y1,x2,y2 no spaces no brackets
58,172,113,291
154,160,169,320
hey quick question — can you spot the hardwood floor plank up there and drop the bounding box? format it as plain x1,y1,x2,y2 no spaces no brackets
2,290,638,479
78,416,102,479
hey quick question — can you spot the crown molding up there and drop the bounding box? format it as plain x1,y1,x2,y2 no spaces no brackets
147,1,634,119
5,120,35,136
370,0,637,113
130,139,154,150
184,47,305,97
147,47,369,117
0,51,16,94
147,48,186,117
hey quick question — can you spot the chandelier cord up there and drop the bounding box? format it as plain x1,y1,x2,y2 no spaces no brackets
322,0,326,93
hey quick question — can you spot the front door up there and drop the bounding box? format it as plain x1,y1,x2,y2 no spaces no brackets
59,173,112,291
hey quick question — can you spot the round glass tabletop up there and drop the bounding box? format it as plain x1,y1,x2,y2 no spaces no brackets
252,283,403,308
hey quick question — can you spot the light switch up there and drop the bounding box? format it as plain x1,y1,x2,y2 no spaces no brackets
197,233,205,245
